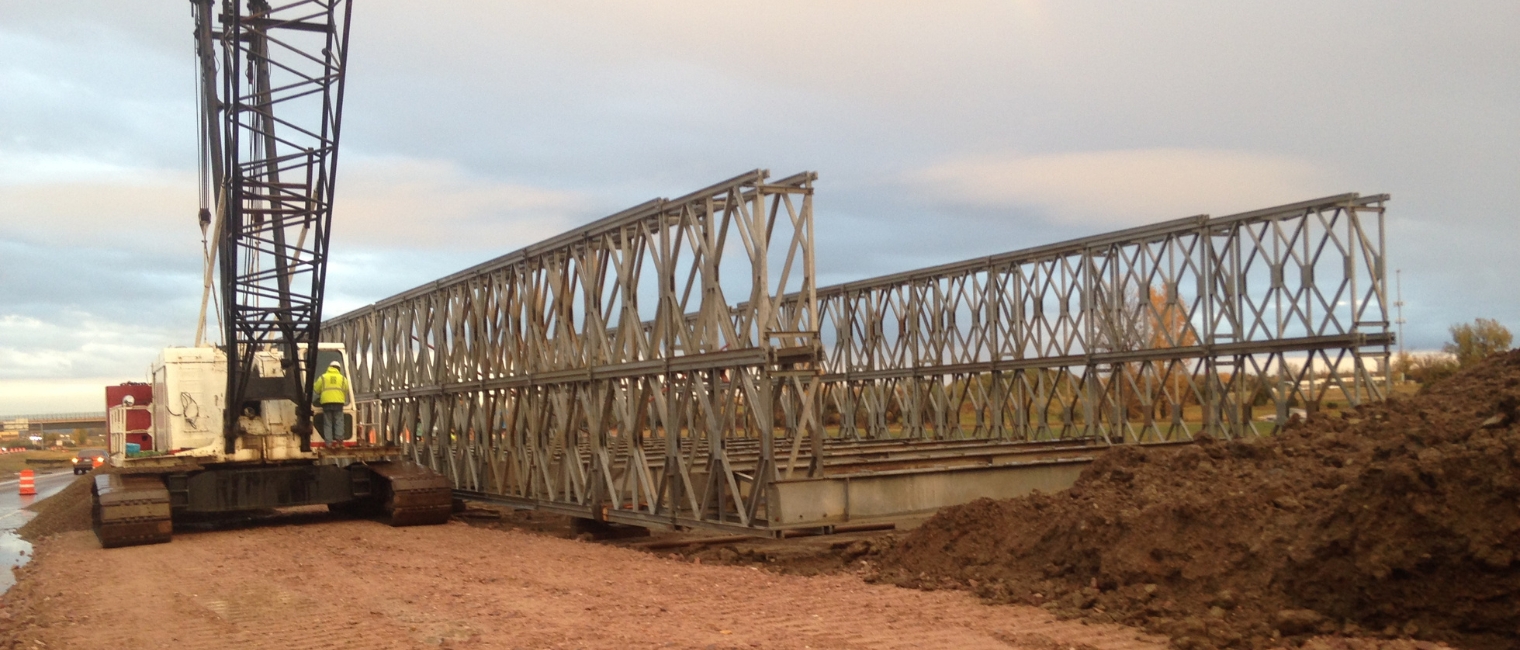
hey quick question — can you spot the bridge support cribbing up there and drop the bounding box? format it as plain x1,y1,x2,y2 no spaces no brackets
321,171,1391,534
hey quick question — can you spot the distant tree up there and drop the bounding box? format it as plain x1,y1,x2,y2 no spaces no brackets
1404,352,1460,385
1443,318,1513,367
1100,284,1200,421
1392,351,1414,381
1241,373,1274,407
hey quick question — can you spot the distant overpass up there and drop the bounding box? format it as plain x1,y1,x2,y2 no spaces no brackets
1,412,108,436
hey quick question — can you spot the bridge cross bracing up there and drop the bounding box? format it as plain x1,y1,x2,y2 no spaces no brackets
809,193,1393,446
322,170,1391,534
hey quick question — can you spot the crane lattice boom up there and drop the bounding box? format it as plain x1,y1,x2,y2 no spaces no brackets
193,0,353,453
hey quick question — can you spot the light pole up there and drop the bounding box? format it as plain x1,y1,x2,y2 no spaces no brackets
1395,269,1406,358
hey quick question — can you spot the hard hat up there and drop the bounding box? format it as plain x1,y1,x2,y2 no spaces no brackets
329,361,341,368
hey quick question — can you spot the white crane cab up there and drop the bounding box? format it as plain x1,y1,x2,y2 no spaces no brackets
92,340,450,549
114,342,359,467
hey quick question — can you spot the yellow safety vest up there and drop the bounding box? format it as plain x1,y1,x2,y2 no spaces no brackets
314,369,348,405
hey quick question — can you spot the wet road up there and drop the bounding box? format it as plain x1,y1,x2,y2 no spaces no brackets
0,470,78,593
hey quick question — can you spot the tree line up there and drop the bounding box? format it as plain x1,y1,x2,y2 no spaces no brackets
1394,317,1513,384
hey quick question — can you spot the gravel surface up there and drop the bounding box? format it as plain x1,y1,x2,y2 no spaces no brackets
0,512,1168,649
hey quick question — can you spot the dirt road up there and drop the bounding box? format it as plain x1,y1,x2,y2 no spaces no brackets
1,513,1165,650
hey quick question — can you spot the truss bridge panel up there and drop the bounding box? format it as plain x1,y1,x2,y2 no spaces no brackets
808,193,1392,444
324,170,824,531
323,177,1392,535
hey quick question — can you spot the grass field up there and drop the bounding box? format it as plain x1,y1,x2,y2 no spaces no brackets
0,450,77,479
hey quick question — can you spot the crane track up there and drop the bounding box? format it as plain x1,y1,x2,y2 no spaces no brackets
90,460,453,549
92,473,173,549
370,461,454,527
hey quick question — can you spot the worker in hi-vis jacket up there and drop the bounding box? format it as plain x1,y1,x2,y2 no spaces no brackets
312,361,348,446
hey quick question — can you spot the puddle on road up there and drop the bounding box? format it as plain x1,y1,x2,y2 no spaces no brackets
0,474,87,595
0,531,31,593
0,510,35,595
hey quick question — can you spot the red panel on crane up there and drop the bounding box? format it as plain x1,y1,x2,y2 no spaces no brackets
105,383,154,450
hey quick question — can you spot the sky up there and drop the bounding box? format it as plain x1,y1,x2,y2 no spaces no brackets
1,1,1517,414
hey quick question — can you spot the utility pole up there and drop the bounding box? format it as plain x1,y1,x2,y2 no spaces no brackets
1393,268,1407,384
1395,269,1406,357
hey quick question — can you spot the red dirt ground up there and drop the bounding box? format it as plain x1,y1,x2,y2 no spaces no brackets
876,351,1520,650
1,512,1174,650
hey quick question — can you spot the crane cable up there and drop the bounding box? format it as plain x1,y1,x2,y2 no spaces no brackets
191,0,224,346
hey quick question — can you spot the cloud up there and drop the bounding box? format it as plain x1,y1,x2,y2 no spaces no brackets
0,149,583,253
333,156,585,249
0,240,200,319
907,149,1346,227
0,154,198,252
0,378,129,416
0,313,172,382
0,25,192,168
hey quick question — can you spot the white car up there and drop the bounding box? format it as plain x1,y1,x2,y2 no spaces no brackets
1256,408,1309,423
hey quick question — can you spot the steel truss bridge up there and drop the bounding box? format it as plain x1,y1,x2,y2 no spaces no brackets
323,170,1392,534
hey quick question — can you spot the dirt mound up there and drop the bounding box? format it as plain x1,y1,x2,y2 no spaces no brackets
18,474,94,541
875,350,1520,650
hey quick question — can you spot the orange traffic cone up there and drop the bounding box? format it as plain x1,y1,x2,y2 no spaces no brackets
18,469,35,496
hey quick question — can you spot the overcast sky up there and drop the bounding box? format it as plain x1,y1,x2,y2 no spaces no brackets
2,1,1517,414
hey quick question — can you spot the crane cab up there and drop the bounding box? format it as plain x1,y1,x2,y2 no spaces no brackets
110,343,358,466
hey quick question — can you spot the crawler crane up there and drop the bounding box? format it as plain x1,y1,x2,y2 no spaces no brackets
92,0,452,548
